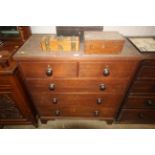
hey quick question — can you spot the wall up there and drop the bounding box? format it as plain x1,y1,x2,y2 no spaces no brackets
31,26,56,34
31,26,155,36
104,26,155,36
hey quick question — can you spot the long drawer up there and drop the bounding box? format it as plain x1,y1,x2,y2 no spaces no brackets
20,62,78,78
30,93,123,108
124,96,155,109
118,109,155,123
79,61,137,78
36,105,117,118
26,79,128,94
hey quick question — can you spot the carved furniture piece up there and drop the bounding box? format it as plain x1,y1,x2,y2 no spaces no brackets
0,26,37,126
0,66,36,125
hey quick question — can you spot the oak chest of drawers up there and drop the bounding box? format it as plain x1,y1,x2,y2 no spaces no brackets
13,34,155,124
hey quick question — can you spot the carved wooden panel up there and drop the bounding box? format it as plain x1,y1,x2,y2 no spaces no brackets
0,93,23,119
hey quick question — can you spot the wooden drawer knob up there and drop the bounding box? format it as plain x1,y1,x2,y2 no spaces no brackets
46,67,53,76
48,83,55,91
52,98,58,104
138,113,145,119
96,98,103,105
103,68,110,76
146,100,154,106
54,110,61,116
93,110,100,116
99,84,106,91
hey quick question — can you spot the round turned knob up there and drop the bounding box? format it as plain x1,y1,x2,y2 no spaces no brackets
46,67,53,76
52,98,58,104
138,113,145,119
146,100,153,106
99,84,106,91
103,68,110,76
93,110,100,116
54,110,61,116
48,83,55,91
96,98,103,105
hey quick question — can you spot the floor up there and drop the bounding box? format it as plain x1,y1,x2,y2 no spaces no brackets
2,119,155,129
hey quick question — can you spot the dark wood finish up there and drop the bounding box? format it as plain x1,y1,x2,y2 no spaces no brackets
0,27,36,126
130,81,155,94
118,59,155,123
124,96,155,109
0,69,37,125
0,93,23,119
118,109,155,123
136,60,155,80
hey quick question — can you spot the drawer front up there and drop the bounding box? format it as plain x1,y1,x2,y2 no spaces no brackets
124,96,155,109
137,66,155,80
30,93,123,108
26,79,128,94
79,61,137,78
130,81,155,94
36,106,116,118
20,62,77,78
119,109,155,123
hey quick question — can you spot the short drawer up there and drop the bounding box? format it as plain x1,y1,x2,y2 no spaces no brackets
130,81,155,94
118,109,155,123
26,79,128,94
124,96,155,109
30,93,123,108
20,62,77,78
79,61,137,78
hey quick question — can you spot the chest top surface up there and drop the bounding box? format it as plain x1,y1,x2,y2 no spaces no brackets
13,34,155,61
